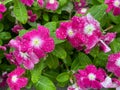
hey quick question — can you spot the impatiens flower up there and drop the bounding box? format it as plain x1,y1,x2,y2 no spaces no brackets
12,24,24,34
28,10,37,22
20,0,34,7
0,4,7,13
23,25,55,58
75,65,106,89
106,52,120,77
7,67,28,90
46,0,59,10
37,0,44,7
74,0,86,11
105,0,120,16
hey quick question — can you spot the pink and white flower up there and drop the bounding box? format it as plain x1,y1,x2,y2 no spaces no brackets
105,0,120,16
23,25,55,58
0,4,7,13
106,52,120,77
75,65,106,89
46,0,59,10
20,0,34,7
7,67,28,90
28,10,37,22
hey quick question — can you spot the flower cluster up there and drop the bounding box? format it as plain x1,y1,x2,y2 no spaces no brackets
56,14,116,53
20,0,59,10
0,3,6,20
105,0,120,16
6,25,55,70
7,67,28,90
74,65,106,89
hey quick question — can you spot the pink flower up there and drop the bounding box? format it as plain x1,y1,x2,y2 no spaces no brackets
7,67,28,90
20,0,34,7
75,65,106,89
106,52,120,77
0,4,7,13
105,0,120,16
46,0,59,10
101,76,120,88
56,14,102,53
0,46,6,51
99,32,116,53
28,10,37,22
74,0,86,11
13,49,39,70
77,8,88,15
12,25,24,34
37,0,44,7
23,25,55,58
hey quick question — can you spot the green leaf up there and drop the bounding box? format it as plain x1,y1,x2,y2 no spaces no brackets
19,29,28,36
56,72,69,83
45,54,59,69
97,0,104,3
31,59,46,83
0,23,4,32
43,13,49,22
0,39,3,45
13,0,28,24
0,32,11,40
88,4,107,21
44,22,57,32
35,76,56,90
111,24,120,33
71,52,92,70
62,2,73,13
110,39,120,53
59,0,68,7
52,45,67,60
3,0,12,5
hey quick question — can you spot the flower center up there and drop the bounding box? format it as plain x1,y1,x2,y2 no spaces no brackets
81,8,87,13
115,58,120,67
84,24,95,35
31,37,42,48
67,29,74,37
114,0,120,7
20,52,29,60
88,73,96,81
12,75,18,83
49,0,54,4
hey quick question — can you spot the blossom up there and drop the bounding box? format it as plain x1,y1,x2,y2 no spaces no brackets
37,0,44,7
74,0,86,11
106,52,120,77
101,76,120,88
20,0,34,7
0,46,6,51
12,25,24,34
77,8,88,15
7,67,28,90
46,0,59,10
56,14,102,53
0,4,7,13
28,10,37,22
105,0,120,16
22,25,55,58
75,65,106,89
99,32,116,53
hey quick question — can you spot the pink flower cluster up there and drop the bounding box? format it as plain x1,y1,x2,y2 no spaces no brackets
74,65,106,89
20,0,59,10
7,67,28,90
6,25,55,70
105,0,120,16
56,14,116,53
74,0,87,15
27,10,37,22
0,3,6,20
